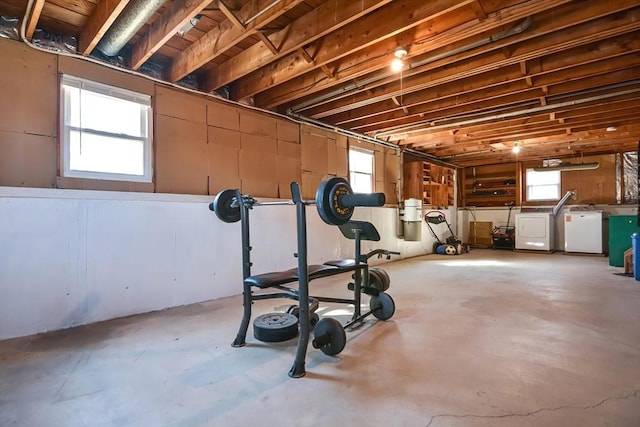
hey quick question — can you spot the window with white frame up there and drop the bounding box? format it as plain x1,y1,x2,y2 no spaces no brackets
349,148,374,193
526,168,561,201
61,75,152,182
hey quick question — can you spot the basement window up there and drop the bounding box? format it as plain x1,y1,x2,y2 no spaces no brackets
61,75,152,182
526,168,561,201
349,148,374,193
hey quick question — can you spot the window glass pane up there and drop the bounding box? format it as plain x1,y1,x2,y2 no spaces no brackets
526,169,560,185
69,130,144,175
349,149,373,173
76,90,148,137
526,169,560,201
527,184,560,201
350,171,373,193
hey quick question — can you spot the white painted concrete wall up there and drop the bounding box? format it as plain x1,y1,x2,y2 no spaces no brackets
0,187,448,339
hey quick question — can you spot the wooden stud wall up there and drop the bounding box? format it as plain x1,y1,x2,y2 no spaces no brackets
462,154,621,207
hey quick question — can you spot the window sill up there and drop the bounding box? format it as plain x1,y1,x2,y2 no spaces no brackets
57,177,154,193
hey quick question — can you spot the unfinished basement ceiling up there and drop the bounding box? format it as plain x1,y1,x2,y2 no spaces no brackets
3,0,639,167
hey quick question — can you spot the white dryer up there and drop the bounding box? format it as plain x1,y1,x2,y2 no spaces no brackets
515,212,554,251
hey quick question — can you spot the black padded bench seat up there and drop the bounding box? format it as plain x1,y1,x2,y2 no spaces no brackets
244,261,362,289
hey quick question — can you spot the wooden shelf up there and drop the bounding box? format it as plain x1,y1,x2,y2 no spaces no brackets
462,163,519,207
403,160,455,207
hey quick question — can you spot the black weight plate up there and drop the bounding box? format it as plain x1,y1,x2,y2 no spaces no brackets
253,312,299,342
316,177,354,226
310,313,320,328
286,305,300,318
213,189,241,223
369,268,390,292
367,269,384,291
369,267,391,292
370,292,395,321
313,318,346,356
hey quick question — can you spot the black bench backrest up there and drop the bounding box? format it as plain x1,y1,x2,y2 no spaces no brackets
337,220,380,241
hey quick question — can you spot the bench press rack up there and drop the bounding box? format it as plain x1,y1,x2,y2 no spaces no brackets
210,179,398,377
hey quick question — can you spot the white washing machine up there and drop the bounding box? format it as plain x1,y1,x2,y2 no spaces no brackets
515,212,554,251
564,211,605,254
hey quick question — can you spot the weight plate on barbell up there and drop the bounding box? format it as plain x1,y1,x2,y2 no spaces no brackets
212,189,241,223
315,177,354,226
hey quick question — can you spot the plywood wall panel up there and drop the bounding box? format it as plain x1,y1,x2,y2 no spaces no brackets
239,110,277,138
206,100,240,131
0,131,56,187
301,130,328,173
561,154,617,204
301,171,329,200
208,144,240,194
156,86,206,123
0,39,57,137
208,126,240,148
276,120,299,143
239,133,278,197
58,55,154,95
277,141,301,199
155,115,208,194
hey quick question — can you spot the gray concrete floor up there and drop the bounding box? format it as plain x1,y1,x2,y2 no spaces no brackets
1,250,639,427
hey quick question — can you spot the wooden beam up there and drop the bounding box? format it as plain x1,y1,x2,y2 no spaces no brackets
470,0,488,20
203,0,395,91
320,64,335,79
78,0,131,55
346,58,640,133
231,0,475,100
297,47,314,63
304,19,640,121
217,0,244,29
255,0,632,109
168,0,305,82
256,32,279,55
129,0,211,70
24,0,46,39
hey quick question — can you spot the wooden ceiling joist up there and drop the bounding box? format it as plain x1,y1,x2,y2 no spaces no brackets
78,0,131,55
129,0,212,70
203,0,395,92
24,0,46,40
230,0,477,100
303,15,640,122
168,0,305,82
254,0,579,109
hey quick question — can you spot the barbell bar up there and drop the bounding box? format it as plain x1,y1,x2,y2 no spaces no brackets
209,177,385,226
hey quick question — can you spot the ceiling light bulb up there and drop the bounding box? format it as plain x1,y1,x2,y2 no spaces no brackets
512,143,521,154
606,126,617,132
394,47,408,58
391,58,404,72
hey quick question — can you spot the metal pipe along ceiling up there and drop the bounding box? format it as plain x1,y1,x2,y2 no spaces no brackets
96,0,167,56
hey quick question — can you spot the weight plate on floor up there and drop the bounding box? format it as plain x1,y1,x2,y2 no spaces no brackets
212,189,241,223
312,318,346,356
315,177,354,226
253,312,298,342
370,292,395,321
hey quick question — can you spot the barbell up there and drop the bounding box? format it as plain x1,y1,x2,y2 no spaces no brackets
210,177,385,226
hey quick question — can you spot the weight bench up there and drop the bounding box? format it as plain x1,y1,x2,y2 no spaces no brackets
210,181,398,378
244,220,397,290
